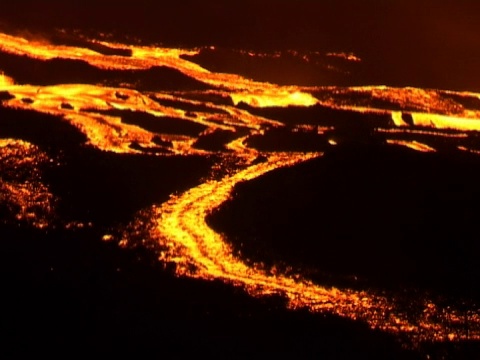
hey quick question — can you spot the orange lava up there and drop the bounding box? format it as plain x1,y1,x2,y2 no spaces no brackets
0,139,56,228
0,31,479,347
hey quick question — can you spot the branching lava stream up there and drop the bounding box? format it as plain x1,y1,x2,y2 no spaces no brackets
0,31,479,349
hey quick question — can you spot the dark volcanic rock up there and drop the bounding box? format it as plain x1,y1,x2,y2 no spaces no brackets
0,51,213,91
401,112,414,126
119,110,207,136
441,92,480,111
44,149,214,226
237,102,392,128
49,33,133,57
82,108,207,136
60,102,74,110
150,95,229,115
246,127,330,152
181,47,353,87
21,97,34,104
181,92,235,106
0,105,213,226
0,105,88,153
208,143,480,299
0,91,14,102
115,91,129,100
193,129,249,151
0,223,419,359
128,141,170,154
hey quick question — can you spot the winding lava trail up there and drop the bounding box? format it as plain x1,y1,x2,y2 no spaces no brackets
0,31,479,348
153,151,480,347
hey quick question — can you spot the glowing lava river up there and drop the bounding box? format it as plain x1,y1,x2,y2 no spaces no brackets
1,29,480,353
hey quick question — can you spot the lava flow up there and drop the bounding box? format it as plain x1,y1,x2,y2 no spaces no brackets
1,31,480,348
153,151,480,345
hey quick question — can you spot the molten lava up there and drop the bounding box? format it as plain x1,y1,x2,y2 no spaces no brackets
0,31,479,347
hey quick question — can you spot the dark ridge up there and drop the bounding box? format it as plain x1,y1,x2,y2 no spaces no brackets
0,224,419,359
441,92,480,111
149,95,229,115
0,105,212,226
181,47,357,87
245,127,331,152
2,2,480,92
49,33,133,57
312,89,450,113
459,133,480,152
115,91,129,100
44,148,214,226
151,135,173,148
401,112,415,126
208,143,480,300
193,129,249,151
60,102,74,110
380,131,466,154
0,51,213,91
0,51,101,85
82,108,207,136
127,66,214,92
0,91,14,102
180,92,235,106
128,141,171,154
0,105,88,153
239,103,389,147
421,341,480,360
237,102,393,128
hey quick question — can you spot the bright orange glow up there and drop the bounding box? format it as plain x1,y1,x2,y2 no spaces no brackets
458,146,480,155
0,72,14,87
317,86,480,124
391,111,409,127
376,128,469,138
152,151,479,345
386,139,436,153
326,52,362,62
1,31,479,347
0,139,56,228
411,112,480,131
230,90,318,108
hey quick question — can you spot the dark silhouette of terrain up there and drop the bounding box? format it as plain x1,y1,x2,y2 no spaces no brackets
208,144,480,301
48,32,133,57
0,106,214,226
0,105,88,154
0,107,427,360
237,102,392,128
0,91,14,101
2,2,480,91
0,51,213,91
193,129,249,151
180,92,235,106
83,108,208,137
0,224,425,359
246,126,330,152
150,95,230,115
1,3,480,358
238,102,480,152
442,93,480,111
181,47,360,87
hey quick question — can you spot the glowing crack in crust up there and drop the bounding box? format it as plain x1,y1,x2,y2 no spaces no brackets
0,31,480,347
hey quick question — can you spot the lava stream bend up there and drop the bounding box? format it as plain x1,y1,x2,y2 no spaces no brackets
152,152,480,346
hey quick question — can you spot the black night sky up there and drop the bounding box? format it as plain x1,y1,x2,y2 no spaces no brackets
2,1,480,91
